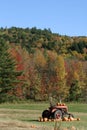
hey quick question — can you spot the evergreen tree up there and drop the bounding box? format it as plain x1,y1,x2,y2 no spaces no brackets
0,39,22,103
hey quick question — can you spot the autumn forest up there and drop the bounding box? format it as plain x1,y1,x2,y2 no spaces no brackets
0,27,87,103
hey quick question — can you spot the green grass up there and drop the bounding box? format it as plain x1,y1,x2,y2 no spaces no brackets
0,102,49,110
67,103,87,113
0,102,86,111
0,102,87,130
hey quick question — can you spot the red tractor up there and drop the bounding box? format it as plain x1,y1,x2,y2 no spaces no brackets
42,103,74,120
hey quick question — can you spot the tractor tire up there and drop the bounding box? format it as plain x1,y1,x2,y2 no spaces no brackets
42,110,50,119
54,109,62,119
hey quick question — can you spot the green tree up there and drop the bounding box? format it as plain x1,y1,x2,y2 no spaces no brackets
69,80,81,101
0,39,22,103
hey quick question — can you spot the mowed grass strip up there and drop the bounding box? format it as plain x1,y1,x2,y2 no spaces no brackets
0,102,49,110
0,102,87,112
67,103,87,113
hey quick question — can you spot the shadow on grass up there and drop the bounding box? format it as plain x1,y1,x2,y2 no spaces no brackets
21,119,39,122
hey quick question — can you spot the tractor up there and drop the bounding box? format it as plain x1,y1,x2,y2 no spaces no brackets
42,103,74,120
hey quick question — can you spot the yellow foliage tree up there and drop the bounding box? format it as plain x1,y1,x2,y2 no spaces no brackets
53,55,68,101
33,49,46,68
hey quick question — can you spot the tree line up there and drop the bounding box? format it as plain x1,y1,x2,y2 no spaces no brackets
0,27,87,103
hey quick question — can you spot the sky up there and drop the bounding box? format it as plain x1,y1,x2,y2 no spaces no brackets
0,0,87,36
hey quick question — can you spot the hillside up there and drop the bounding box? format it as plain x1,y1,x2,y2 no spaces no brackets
0,27,87,103
0,27,87,60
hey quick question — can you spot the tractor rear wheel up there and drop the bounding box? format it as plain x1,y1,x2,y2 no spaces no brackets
54,109,62,119
42,110,50,119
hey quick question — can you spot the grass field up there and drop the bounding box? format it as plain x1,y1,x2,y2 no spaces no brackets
0,102,87,130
